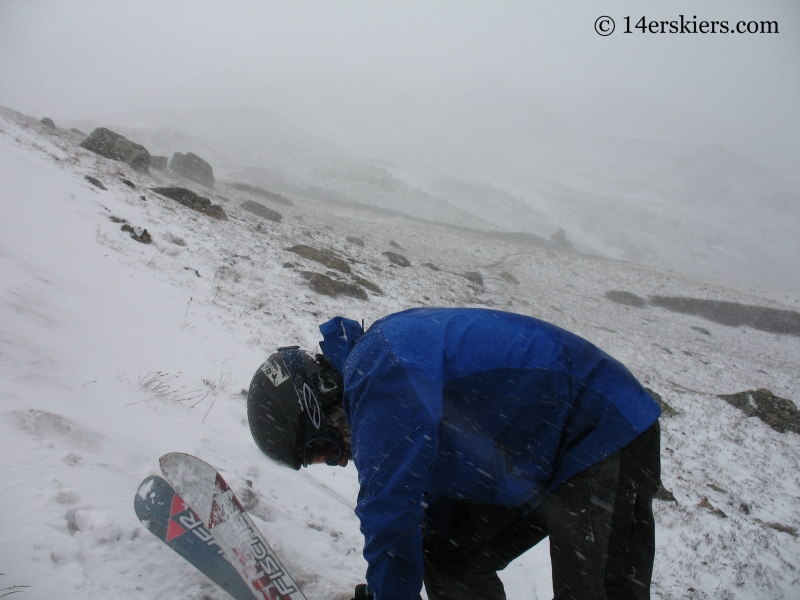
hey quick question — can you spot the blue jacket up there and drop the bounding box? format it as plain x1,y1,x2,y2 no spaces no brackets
319,308,660,600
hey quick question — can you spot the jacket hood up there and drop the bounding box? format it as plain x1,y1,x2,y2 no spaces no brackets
319,316,364,375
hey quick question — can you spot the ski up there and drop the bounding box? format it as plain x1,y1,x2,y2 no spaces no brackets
159,452,306,600
134,475,259,600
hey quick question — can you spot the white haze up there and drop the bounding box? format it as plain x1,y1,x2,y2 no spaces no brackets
1,0,798,290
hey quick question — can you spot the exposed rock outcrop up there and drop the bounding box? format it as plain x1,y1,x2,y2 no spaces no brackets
241,200,282,223
40,117,56,128
288,245,350,273
549,228,575,252
605,290,647,308
151,187,226,220
79,127,151,172
229,183,292,206
383,251,410,267
499,272,519,285
650,296,800,336
150,156,168,171
645,387,676,416
121,224,152,244
718,389,799,434
84,175,106,190
346,236,365,247
170,152,214,187
352,274,383,295
460,271,484,287
301,272,367,300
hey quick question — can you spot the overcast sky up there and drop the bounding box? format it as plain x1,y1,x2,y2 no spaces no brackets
1,0,798,176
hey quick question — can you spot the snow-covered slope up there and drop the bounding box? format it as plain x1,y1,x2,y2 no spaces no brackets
1,106,798,599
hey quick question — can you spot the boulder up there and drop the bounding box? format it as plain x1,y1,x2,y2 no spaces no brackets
383,251,410,267
549,228,575,252
150,156,168,171
241,200,282,223
151,187,226,220
170,152,215,187
79,127,151,172
40,117,56,128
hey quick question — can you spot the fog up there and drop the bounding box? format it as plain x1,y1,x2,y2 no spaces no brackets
1,0,798,289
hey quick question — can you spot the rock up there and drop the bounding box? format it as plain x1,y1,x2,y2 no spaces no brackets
423,263,440,271
460,271,484,287
698,498,727,518
229,183,292,206
151,187,226,220
650,296,800,336
170,152,214,187
240,200,282,223
753,519,799,537
121,224,152,244
718,389,799,434
499,272,519,285
389,240,403,249
287,245,350,273
654,486,677,503
301,272,367,300
70,128,87,136
645,387,676,416
79,127,151,172
352,274,383,295
549,228,575,252
121,179,135,189
150,156,168,171
40,117,56,128
383,251,410,267
605,290,647,308
347,236,365,247
84,175,107,190
691,326,711,336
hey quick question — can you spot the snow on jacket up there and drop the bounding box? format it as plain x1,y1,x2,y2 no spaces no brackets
319,308,661,600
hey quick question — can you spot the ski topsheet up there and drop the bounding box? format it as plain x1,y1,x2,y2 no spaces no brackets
134,475,259,600
160,452,306,600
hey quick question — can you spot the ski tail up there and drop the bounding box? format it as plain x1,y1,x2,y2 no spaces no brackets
134,475,259,600
160,452,307,600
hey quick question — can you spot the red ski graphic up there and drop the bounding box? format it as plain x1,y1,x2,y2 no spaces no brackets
160,453,306,600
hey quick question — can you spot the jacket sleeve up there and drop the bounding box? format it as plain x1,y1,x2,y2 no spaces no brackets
345,330,441,600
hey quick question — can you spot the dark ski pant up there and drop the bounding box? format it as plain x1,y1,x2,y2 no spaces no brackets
422,422,661,600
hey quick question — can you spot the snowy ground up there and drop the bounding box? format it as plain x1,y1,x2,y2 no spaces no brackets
0,106,798,599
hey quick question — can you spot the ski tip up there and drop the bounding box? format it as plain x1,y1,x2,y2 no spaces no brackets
159,451,193,467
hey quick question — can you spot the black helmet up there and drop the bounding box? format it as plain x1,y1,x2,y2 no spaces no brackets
247,346,344,470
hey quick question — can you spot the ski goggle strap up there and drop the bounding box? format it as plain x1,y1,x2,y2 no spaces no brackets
278,346,324,432
278,346,345,467
302,432,345,467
